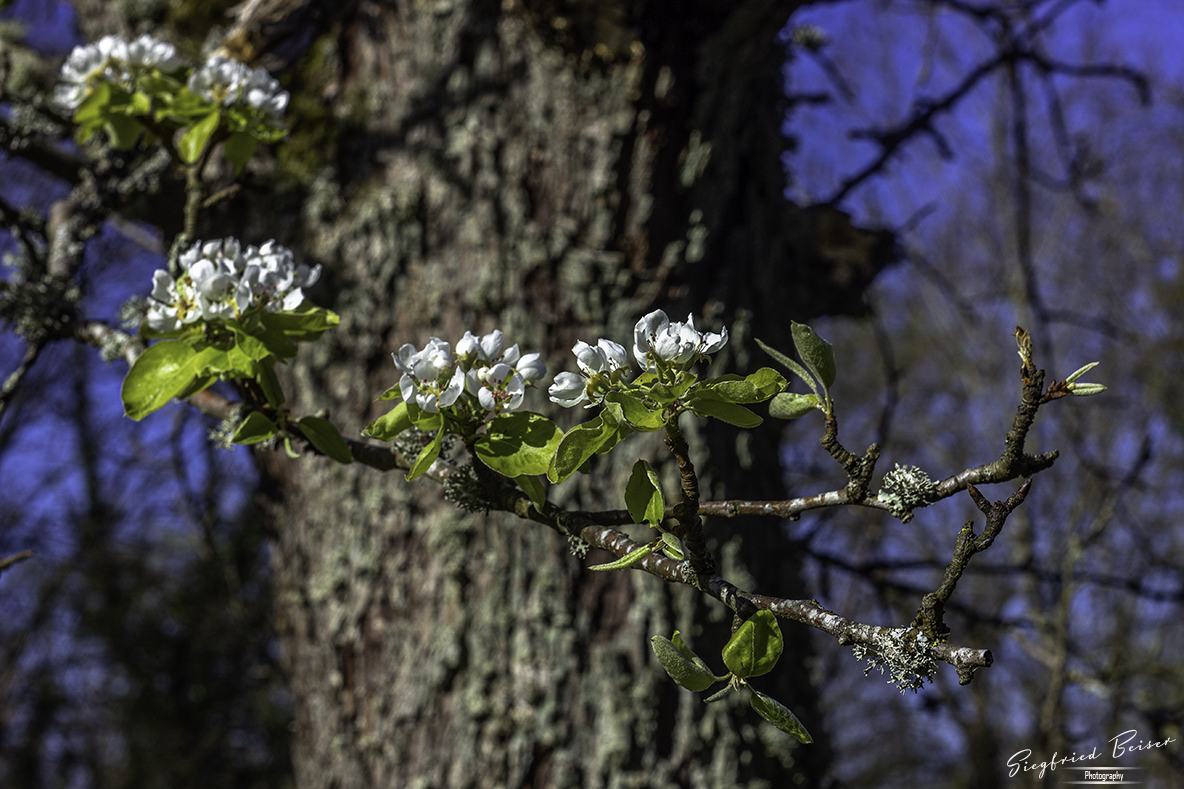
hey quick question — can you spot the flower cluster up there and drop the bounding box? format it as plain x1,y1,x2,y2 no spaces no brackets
188,55,289,120
146,239,321,331
548,310,727,407
393,330,546,414
56,34,180,111
633,310,727,371
548,339,631,408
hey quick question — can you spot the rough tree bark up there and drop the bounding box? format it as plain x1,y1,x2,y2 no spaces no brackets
74,0,894,786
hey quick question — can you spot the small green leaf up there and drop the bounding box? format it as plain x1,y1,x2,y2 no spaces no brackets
73,82,112,123
222,130,257,175
474,412,563,477
121,340,198,420
129,91,152,114
231,411,279,445
648,373,698,405
178,111,221,163
363,401,412,441
588,542,655,571
749,689,813,744
257,359,286,408
702,368,787,404
515,475,547,510
548,413,617,483
689,397,762,428
1068,382,1106,396
259,305,340,340
626,459,665,527
297,416,353,464
722,610,784,679
769,392,819,420
659,531,684,560
406,429,444,481
756,338,819,399
791,321,836,389
604,391,666,431
1065,361,1099,384
229,323,271,360
377,384,402,401
651,634,718,692
105,114,143,149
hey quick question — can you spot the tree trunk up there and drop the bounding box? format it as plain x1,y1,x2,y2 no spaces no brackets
91,0,891,785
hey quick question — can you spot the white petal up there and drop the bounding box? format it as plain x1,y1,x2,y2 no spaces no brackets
516,353,546,382
480,330,504,361
477,388,497,411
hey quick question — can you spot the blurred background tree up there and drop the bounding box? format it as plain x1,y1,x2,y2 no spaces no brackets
0,0,1180,787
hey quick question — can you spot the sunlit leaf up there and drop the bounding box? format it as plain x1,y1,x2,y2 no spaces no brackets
626,459,665,527
474,412,563,477
722,610,784,679
588,542,655,571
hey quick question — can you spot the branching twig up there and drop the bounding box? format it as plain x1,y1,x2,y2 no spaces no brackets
913,479,1032,676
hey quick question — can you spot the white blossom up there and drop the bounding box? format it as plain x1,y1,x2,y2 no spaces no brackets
188,55,288,120
145,238,319,331
633,310,727,370
548,372,589,408
393,338,465,413
56,34,179,111
467,363,526,413
548,338,630,408
515,352,546,382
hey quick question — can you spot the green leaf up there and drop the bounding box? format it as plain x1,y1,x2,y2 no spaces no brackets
648,373,698,405
659,531,684,560
173,374,216,400
406,429,444,481
588,542,655,571
1066,361,1100,384
1069,382,1107,396
749,689,813,744
231,411,279,445
603,391,666,431
257,359,286,408
474,412,564,477
689,397,762,428
755,338,819,398
791,321,836,389
722,610,784,679
363,401,412,441
515,475,546,511
73,82,112,123
297,416,353,464
626,459,665,527
129,91,152,115
178,111,221,164
105,114,143,149
222,130,257,175
121,340,198,420
259,305,340,341
225,344,259,378
651,633,718,692
377,384,402,401
190,345,233,377
769,392,819,420
547,413,618,483
702,368,787,404
229,323,271,361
